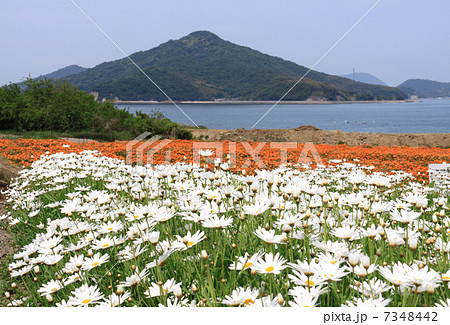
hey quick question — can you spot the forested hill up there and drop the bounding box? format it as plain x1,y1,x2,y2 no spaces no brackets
63,31,407,101
397,79,450,98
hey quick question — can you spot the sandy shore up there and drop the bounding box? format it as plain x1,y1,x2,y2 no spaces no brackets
191,126,450,148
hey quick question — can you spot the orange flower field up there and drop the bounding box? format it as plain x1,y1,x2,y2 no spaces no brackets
1,138,449,182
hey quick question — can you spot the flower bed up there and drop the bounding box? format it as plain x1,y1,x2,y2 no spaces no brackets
1,149,449,307
1,139,450,182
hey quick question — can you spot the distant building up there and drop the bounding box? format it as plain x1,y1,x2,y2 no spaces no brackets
89,91,99,101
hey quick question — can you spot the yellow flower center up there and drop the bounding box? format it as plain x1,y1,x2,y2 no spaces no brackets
102,244,109,248
107,227,113,231
244,262,253,269
187,241,194,247
331,261,338,264
243,299,254,305
443,276,450,281
92,262,99,267
305,280,315,287
265,266,275,273
51,287,57,291
82,299,91,304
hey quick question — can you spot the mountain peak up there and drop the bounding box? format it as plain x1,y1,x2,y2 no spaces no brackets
180,31,223,47
185,30,221,39
339,72,387,86
61,31,407,101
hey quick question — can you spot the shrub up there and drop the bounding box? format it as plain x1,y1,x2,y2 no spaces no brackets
0,78,192,140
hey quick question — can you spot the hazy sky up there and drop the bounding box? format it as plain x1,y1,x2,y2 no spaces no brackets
2,0,449,87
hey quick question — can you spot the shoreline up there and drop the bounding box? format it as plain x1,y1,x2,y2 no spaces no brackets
116,99,418,105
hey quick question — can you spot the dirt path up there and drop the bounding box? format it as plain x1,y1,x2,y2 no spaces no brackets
192,126,450,148
0,156,20,306
0,156,19,270
0,200,13,263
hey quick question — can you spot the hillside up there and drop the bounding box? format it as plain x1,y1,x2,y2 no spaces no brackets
339,72,387,86
397,79,450,98
63,31,407,101
37,64,86,80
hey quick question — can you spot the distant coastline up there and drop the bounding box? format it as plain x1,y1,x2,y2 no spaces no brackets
116,99,418,105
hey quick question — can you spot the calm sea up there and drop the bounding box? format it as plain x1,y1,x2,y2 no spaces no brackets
117,98,450,133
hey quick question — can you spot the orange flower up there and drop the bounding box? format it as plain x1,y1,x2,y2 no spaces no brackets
1,139,448,183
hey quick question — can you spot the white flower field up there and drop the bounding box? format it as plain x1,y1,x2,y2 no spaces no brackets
1,150,450,307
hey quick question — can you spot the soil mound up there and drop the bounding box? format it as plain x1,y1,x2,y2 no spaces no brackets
294,125,321,131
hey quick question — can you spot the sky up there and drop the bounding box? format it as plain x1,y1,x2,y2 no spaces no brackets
1,0,449,87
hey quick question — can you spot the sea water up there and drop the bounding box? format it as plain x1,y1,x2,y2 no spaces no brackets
117,98,450,133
